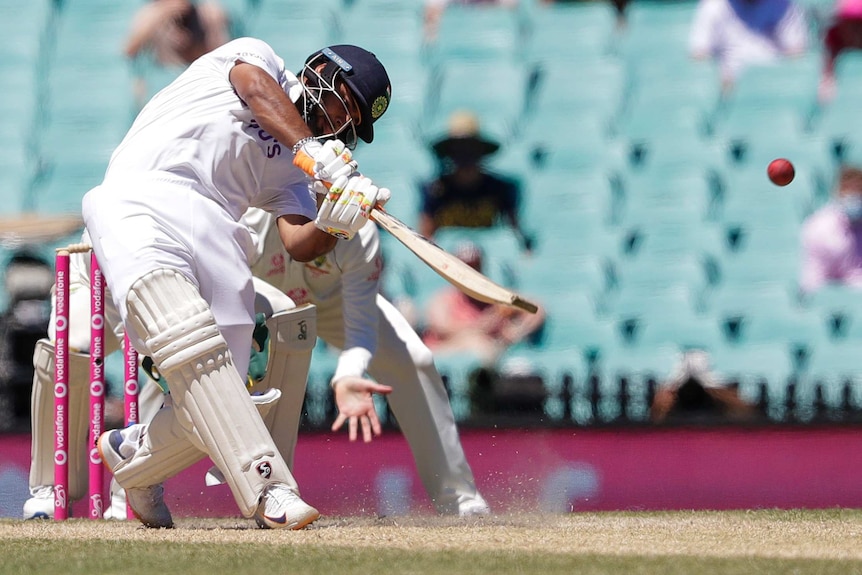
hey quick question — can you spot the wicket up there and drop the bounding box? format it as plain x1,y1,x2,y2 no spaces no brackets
53,244,139,521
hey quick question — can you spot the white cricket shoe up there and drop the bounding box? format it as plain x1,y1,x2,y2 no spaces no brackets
98,428,173,528
22,485,54,520
256,484,319,530
457,494,491,517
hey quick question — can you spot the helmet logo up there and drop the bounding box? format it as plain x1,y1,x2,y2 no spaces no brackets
371,95,389,119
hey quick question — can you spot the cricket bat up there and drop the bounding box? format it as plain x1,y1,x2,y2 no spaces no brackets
371,208,539,314
292,152,537,313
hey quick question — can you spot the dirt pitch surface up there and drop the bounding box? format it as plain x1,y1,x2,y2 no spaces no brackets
3,509,862,560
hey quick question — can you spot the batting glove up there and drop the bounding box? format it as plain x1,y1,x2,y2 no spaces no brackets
293,138,358,183
315,174,390,240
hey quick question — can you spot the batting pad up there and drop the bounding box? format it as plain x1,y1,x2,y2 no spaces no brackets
29,339,91,500
114,389,286,490
125,269,297,517
248,304,316,470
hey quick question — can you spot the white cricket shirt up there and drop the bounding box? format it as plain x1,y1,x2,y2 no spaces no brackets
104,37,317,222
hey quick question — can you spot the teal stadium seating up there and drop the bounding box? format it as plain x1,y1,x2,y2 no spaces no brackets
423,2,526,66
5,0,862,425
796,340,862,419
0,0,51,213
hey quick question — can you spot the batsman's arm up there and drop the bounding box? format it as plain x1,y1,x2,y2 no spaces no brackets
275,213,337,263
229,61,315,152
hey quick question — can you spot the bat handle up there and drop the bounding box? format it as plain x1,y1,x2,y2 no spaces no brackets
292,150,320,181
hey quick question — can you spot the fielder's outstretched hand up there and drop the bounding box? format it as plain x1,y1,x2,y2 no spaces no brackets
331,376,393,443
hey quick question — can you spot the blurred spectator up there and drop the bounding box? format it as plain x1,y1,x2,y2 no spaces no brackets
423,0,519,43
0,251,52,432
800,164,862,294
818,0,862,102
421,241,545,366
419,110,535,252
125,0,231,108
689,0,809,94
650,350,760,424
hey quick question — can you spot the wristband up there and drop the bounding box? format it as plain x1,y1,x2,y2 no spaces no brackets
292,136,317,155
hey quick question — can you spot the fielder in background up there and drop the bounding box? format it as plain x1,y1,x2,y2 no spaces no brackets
82,37,393,529
243,207,490,516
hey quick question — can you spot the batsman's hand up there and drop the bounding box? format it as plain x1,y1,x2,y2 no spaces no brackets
331,376,393,443
293,139,357,183
315,174,391,239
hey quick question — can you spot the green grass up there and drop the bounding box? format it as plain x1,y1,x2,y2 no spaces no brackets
2,541,859,575
2,510,862,575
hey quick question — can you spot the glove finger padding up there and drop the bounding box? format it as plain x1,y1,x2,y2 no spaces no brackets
314,175,380,240
293,139,357,182
317,140,358,181
331,176,371,225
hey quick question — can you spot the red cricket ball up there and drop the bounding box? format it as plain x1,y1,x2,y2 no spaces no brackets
767,158,795,186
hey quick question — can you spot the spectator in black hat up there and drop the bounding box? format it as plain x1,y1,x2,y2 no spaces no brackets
418,110,535,252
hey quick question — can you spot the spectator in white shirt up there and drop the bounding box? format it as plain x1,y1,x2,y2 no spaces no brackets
689,0,809,93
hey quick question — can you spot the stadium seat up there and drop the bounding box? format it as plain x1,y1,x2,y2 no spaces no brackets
518,251,615,303
530,58,628,131
714,166,806,225
733,302,827,372
795,340,862,419
247,1,339,67
620,212,726,268
424,3,526,66
614,169,715,228
712,248,800,297
616,55,721,160
599,342,680,422
540,290,621,368
705,282,801,338
617,0,698,57
521,0,618,64
523,112,623,175
613,250,712,294
711,54,821,139
605,282,703,346
708,341,796,419
803,284,862,340
810,51,862,152
423,58,538,142
636,309,725,354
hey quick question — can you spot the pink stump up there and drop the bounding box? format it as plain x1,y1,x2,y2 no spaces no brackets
53,251,71,521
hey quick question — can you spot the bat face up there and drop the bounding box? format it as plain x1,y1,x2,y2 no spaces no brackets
370,209,538,314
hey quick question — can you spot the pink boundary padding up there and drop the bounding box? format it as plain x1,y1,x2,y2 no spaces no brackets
123,335,139,520
9,426,860,519
53,251,70,521
88,252,105,519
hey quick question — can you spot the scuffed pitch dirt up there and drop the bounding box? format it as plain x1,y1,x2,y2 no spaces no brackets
3,510,862,560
